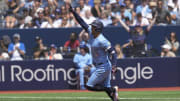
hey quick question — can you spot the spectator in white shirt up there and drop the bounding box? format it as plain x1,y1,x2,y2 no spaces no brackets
133,13,149,26
48,44,63,60
100,11,112,27
82,9,96,24
161,44,176,57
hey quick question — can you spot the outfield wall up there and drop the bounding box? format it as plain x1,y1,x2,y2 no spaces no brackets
0,26,180,57
0,57,179,91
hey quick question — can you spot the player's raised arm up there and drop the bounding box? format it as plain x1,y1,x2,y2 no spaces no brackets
117,16,130,32
68,4,89,32
146,12,158,32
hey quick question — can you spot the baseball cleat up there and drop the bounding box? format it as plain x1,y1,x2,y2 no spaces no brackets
113,86,119,101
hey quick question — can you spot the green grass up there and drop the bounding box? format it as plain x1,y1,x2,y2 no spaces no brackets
0,91,180,101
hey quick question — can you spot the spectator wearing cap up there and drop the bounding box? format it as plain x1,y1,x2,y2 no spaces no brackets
33,36,47,60
161,44,176,57
107,16,121,27
169,0,180,13
18,8,33,28
165,32,179,56
48,44,63,60
167,2,178,25
170,0,180,24
118,12,157,57
73,44,95,90
64,32,80,52
8,33,26,61
109,0,121,16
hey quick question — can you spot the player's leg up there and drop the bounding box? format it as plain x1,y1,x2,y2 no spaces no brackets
103,70,119,101
77,69,85,90
86,66,119,101
90,66,96,75
86,67,109,91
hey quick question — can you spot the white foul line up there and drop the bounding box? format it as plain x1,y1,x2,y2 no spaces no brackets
0,96,180,100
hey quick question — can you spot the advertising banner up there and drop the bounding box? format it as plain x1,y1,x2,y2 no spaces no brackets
0,57,179,91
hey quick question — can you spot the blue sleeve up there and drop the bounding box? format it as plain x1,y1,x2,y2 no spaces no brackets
73,54,79,66
8,43,13,52
71,10,89,32
101,39,111,49
73,54,86,69
20,43,26,53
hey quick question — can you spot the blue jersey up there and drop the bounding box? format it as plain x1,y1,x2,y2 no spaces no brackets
73,53,92,69
87,26,111,66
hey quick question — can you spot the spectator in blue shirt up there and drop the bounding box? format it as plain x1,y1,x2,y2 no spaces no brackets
136,0,150,17
73,44,95,90
117,4,132,22
8,33,26,61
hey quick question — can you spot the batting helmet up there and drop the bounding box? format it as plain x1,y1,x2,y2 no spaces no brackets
90,20,104,32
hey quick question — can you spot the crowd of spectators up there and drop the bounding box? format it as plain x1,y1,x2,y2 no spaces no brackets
0,0,180,29
0,30,178,61
0,0,179,61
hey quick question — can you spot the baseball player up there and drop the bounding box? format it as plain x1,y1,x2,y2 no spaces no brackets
69,4,119,101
